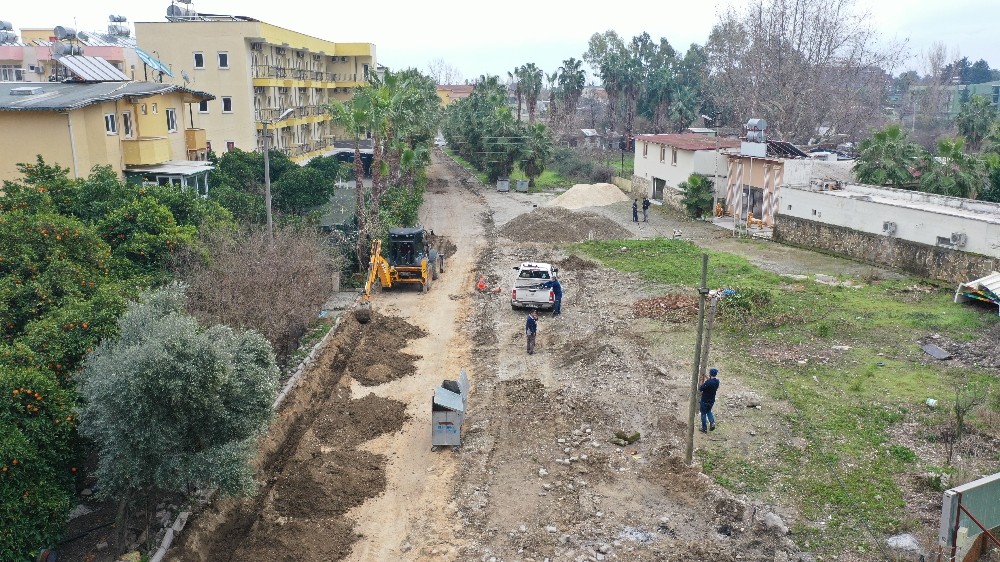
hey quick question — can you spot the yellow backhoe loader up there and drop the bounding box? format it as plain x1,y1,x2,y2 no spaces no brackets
355,227,445,323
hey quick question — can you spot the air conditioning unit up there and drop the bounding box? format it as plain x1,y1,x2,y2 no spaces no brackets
950,232,967,247
340,56,348,62
250,42,262,51
882,221,897,236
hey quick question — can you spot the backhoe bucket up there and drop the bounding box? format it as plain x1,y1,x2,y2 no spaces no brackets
354,302,373,324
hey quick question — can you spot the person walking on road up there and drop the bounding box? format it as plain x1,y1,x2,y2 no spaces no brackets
699,368,720,433
525,310,538,354
632,199,639,222
642,197,651,222
543,276,563,316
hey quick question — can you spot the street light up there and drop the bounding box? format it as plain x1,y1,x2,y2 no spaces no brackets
262,107,295,240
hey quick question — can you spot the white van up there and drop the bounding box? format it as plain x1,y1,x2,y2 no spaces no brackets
511,262,558,310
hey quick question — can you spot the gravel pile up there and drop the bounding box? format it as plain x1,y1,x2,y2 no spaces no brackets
549,182,630,210
499,206,631,244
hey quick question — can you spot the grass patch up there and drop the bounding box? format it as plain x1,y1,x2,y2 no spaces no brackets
509,167,573,190
584,238,1000,554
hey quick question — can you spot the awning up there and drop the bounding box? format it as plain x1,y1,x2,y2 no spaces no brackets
125,160,214,176
135,47,174,78
954,271,1000,315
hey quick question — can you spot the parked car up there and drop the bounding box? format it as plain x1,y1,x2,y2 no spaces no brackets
511,262,558,310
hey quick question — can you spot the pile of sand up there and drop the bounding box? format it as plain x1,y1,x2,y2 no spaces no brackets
549,183,630,210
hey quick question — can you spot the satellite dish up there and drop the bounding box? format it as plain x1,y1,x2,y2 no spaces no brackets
77,31,90,43
181,70,190,84
54,26,76,40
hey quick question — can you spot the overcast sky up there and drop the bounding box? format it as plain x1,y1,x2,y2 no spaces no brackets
2,0,993,82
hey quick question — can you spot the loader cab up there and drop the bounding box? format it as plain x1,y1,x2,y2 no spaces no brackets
388,227,427,267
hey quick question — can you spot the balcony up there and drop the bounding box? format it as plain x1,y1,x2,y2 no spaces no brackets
185,128,207,151
122,136,171,166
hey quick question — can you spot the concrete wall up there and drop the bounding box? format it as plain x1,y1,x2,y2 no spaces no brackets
775,215,1000,283
783,159,855,186
778,185,1000,258
0,111,78,181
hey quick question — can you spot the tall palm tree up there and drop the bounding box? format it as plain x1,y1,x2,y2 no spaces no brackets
508,68,523,122
328,98,372,268
920,137,988,199
520,63,544,123
557,58,586,128
545,71,559,127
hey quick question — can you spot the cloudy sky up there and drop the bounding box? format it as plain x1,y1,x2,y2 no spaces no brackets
2,0,992,82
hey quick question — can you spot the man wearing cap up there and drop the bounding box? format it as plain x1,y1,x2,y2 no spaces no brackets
698,368,720,433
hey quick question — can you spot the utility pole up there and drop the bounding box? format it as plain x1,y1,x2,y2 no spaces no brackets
685,254,709,465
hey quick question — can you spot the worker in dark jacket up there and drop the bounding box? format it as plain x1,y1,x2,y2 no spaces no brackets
698,368,720,433
525,310,538,354
642,197,651,222
632,199,639,222
543,276,563,316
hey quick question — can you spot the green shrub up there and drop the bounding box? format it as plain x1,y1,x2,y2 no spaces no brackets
0,367,78,561
78,284,279,501
678,174,714,218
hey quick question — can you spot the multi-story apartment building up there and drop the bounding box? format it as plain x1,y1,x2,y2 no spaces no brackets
136,14,376,162
0,19,150,83
0,81,214,188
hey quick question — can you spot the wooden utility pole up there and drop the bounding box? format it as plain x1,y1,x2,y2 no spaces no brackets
685,254,709,465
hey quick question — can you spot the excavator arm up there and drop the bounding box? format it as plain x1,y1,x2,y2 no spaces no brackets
356,239,390,323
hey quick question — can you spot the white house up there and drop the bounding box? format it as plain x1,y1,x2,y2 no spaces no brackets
633,134,740,200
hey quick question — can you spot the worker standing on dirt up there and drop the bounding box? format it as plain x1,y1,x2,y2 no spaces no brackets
632,200,639,222
642,197,651,222
699,368,720,433
525,310,538,354
543,276,563,316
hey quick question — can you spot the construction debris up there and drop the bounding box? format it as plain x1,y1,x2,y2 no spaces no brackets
954,271,1000,315
632,294,699,322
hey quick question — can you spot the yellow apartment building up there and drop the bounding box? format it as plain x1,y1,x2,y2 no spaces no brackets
135,14,376,162
0,81,214,189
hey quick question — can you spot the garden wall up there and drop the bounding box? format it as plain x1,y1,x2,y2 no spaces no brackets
774,215,1000,284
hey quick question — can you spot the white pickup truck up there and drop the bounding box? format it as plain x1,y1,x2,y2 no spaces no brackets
511,262,558,311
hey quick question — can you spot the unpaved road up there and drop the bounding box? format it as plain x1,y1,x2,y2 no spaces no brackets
167,153,824,561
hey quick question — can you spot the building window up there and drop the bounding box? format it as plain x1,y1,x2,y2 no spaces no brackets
659,147,666,162
122,112,133,138
104,113,117,135
642,142,648,158
199,100,209,113
194,52,204,69
166,108,178,132
671,148,678,166
0,65,24,81
206,141,212,152
363,63,370,78
152,103,158,114
218,52,229,69
226,141,235,151
140,103,147,115
222,96,233,113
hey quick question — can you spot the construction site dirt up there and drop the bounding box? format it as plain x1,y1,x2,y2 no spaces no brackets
160,151,999,562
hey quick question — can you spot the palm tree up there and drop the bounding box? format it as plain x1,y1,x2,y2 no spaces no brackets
557,58,586,128
545,71,559,127
328,98,372,268
520,63,543,123
853,125,921,187
920,137,988,199
520,123,552,187
956,95,997,152
509,68,523,122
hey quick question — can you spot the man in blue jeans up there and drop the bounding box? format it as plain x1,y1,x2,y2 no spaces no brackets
699,368,720,433
543,276,563,316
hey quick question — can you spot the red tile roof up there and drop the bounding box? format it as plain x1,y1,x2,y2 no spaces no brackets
636,133,741,152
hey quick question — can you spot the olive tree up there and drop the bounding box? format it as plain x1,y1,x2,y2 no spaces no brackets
78,284,278,512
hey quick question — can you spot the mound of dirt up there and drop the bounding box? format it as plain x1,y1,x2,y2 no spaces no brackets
549,182,630,210
427,232,458,257
557,254,600,271
633,294,699,322
344,313,427,386
498,206,631,244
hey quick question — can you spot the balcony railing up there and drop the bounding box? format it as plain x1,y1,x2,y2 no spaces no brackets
122,136,171,166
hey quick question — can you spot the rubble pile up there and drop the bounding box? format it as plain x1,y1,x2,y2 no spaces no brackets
632,294,699,322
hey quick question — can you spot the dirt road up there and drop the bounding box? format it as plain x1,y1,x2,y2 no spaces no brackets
167,153,800,562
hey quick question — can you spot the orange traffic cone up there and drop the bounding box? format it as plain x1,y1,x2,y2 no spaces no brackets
476,275,487,291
